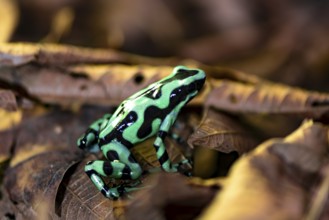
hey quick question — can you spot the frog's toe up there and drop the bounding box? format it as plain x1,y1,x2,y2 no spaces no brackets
173,159,193,176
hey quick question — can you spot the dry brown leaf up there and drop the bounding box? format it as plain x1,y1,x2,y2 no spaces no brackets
200,120,329,220
125,173,216,220
0,42,179,67
4,150,81,219
0,129,15,164
56,155,117,220
206,79,329,118
0,65,108,107
9,109,97,166
0,109,21,163
0,64,207,107
0,43,126,66
2,107,117,219
306,164,329,220
55,130,193,219
188,108,257,154
0,89,17,111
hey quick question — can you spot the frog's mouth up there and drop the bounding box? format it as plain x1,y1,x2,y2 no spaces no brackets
194,77,206,91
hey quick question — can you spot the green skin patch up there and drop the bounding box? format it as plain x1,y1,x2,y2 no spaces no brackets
77,65,206,199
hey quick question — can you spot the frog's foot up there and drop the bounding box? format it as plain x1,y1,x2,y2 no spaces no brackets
77,130,100,153
97,180,148,199
109,181,152,199
172,159,192,176
101,185,125,199
85,159,143,199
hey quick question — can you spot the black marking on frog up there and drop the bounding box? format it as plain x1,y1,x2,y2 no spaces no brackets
106,150,120,161
103,161,114,175
136,79,204,139
99,111,138,149
158,151,169,165
121,165,132,180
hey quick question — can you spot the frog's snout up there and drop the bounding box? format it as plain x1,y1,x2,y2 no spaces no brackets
195,76,206,91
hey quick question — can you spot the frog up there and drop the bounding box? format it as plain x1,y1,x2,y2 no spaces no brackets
77,65,206,199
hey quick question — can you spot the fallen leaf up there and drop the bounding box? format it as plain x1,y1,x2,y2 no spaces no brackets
0,42,179,67
306,164,329,220
0,89,17,111
188,108,257,154
55,155,117,220
206,79,329,118
5,150,81,219
200,120,329,219
0,63,205,107
0,43,126,67
3,107,113,219
125,173,216,220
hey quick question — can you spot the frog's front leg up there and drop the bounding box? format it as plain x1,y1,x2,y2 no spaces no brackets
77,113,112,152
154,111,190,173
85,141,142,199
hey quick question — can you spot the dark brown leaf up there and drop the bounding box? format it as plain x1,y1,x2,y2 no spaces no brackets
0,129,15,164
5,150,81,219
0,109,21,163
0,89,17,111
125,173,216,220
56,155,117,220
3,107,114,219
0,64,205,107
188,108,257,154
0,65,108,107
306,164,329,220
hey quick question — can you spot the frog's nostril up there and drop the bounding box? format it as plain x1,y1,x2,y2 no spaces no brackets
78,139,87,149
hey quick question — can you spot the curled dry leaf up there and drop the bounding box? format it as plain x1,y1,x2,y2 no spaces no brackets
306,164,329,220
55,128,193,219
0,109,21,164
0,65,108,107
0,42,179,67
55,155,117,220
131,136,192,172
4,151,81,219
206,79,329,118
0,129,15,165
0,63,204,107
2,107,115,219
0,89,17,111
200,120,329,220
125,173,216,220
0,43,126,67
188,108,257,154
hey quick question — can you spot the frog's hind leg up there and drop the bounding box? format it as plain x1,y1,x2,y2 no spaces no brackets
84,160,140,199
77,113,112,152
84,141,143,199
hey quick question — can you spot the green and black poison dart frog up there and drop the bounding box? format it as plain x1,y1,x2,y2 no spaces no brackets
77,66,206,199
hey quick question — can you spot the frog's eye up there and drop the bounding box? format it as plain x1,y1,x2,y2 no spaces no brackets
178,68,196,74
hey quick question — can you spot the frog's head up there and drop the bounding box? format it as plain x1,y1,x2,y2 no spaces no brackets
167,66,206,103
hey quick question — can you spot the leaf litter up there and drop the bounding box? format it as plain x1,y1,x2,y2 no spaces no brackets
1,42,329,220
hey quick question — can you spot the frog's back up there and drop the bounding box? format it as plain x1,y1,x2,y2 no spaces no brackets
98,96,161,148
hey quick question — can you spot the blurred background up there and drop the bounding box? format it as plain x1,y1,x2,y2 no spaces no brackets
1,0,329,90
